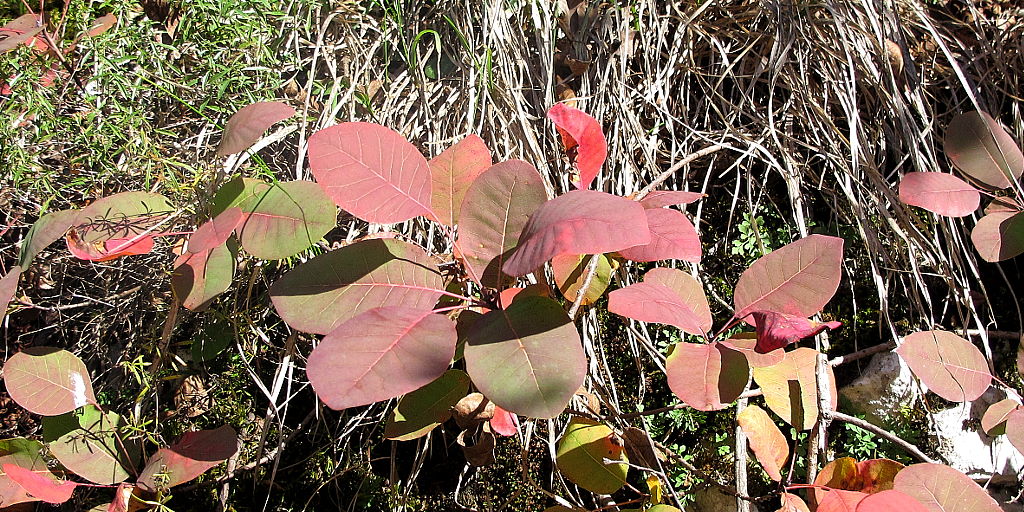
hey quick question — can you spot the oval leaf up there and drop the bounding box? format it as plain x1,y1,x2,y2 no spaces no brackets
551,253,614,306
429,134,492,226
981,398,1018,436
547,103,607,189
970,210,1024,262
898,172,980,217
737,404,788,481
896,330,991,402
270,238,444,335
74,191,172,245
666,342,748,411
3,347,96,416
464,296,585,418
490,406,519,437
1004,408,1024,455
733,235,844,323
234,180,335,260
555,418,628,494
719,336,786,368
42,405,138,485
819,490,868,512
172,242,235,311
19,209,79,267
857,490,931,512
751,347,837,430
308,122,432,224
503,189,651,276
0,439,48,506
308,307,457,410
944,111,1024,189
187,207,243,254
0,265,21,321
217,101,296,156
137,426,238,492
893,463,1001,512
457,160,548,286
617,208,701,263
1,463,76,504
608,267,712,336
384,369,470,441
0,14,44,54
779,493,812,512
639,190,704,208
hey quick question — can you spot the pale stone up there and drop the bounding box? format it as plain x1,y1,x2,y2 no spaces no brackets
839,351,923,427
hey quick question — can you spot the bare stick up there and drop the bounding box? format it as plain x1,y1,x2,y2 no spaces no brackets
635,145,730,200
567,254,601,319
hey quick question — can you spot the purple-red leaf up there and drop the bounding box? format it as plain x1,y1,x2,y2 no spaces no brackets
608,267,712,336
308,122,432,224
547,103,607,189
503,190,650,276
1004,408,1024,456
187,207,243,254
137,426,238,492
217,101,296,156
639,190,704,208
1,463,76,504
733,234,844,324
456,160,547,286
429,135,492,226
898,172,980,217
944,111,1024,189
666,342,748,411
970,210,1024,262
617,208,701,263
893,463,1001,512
751,311,841,353
2,347,96,416
233,180,336,260
895,330,991,402
737,404,788,481
307,307,457,410
818,490,868,512
856,490,930,512
719,336,786,368
0,438,48,506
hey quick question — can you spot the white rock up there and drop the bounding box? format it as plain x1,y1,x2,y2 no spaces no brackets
931,389,1024,484
839,351,923,426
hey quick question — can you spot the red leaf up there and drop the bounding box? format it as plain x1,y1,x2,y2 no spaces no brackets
970,210,1024,262
308,122,432,224
3,347,96,415
137,426,238,492
856,490,930,512
818,490,868,512
490,406,519,436
429,135,492,226
107,482,134,512
187,207,243,254
898,172,980,217
217,101,296,156
502,190,650,276
666,342,748,411
547,103,607,189
944,111,1023,189
307,307,457,410
896,330,991,402
608,267,712,336
733,235,844,324
617,208,701,263
67,230,155,261
1,463,76,504
893,463,1001,512
737,404,788,481
751,311,841,353
85,13,117,37
779,492,811,512
0,14,44,54
639,190,704,208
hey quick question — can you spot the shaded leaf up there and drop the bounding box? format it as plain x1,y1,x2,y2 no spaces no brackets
666,342,748,411
751,311,842,353
136,426,238,492
551,253,613,306
896,330,991,402
892,463,1001,512
639,190,704,208
172,242,235,311
778,493,811,512
751,347,837,430
818,490,868,512
308,122,432,223
457,160,547,287
857,490,930,512
43,405,138,485
384,369,470,441
308,307,456,410
621,427,663,469
547,103,607,189
19,209,78,267
503,190,650,276
0,438,48,506
898,172,980,217
234,180,335,260
733,235,844,323
719,336,786,368
217,101,296,156
617,208,701,262
737,404,788,481
3,347,96,416
555,418,628,494
1,463,76,504
0,265,21,322
970,210,1024,262
187,207,243,254
608,267,712,336
429,135,492,226
944,111,1023,189
980,398,1018,436
270,238,444,335
0,14,43,54
464,296,585,418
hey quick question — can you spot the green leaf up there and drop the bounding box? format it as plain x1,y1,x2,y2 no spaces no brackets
19,209,79,267
384,370,470,441
43,405,139,485
74,192,172,245
234,180,336,260
555,418,628,494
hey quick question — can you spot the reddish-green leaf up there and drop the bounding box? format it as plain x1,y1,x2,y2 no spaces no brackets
551,253,614,306
457,159,547,287
0,265,21,321
308,122,432,224
751,311,841,353
980,398,1018,436
43,405,138,485
944,111,1024,189
814,457,904,503
66,232,155,261
503,190,650,276
751,347,837,430
666,342,748,411
733,235,844,323
896,330,991,402
608,267,712,336
217,101,296,156
737,404,788,481
970,210,1024,262
1004,408,1024,455
779,493,812,512
617,208,701,263
818,490,868,512
639,190,704,208
73,191,172,245
719,336,786,368
1,463,76,504
385,370,470,441
187,207,243,254
136,426,238,492
555,418,628,493
547,103,607,189
172,242,235,311
19,209,78,267
0,439,48,506
892,463,1001,512
234,180,335,260
898,172,980,217
856,490,930,512
270,238,444,335
464,296,585,418
307,307,457,410
429,135,492,226
3,347,96,416
0,14,43,54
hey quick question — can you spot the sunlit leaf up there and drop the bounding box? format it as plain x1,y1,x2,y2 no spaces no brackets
429,135,492,226
970,210,1024,262
73,192,172,245
551,253,613,306
555,418,628,494
490,406,519,437
893,463,1001,512
187,207,243,254
0,265,21,321
0,14,44,54
666,342,748,411
136,426,238,492
171,242,235,311
814,457,904,503
19,209,78,267
617,208,701,262
752,347,836,430
234,180,335,260
896,330,991,402
778,492,811,512
639,190,704,208
898,172,980,217
1004,408,1024,456
751,311,841,353
818,490,867,512
608,267,712,336
737,404,788,481
382,369,469,441
719,336,786,368
856,490,930,512
1,463,76,504
42,405,138,485
2,347,96,416
944,111,1023,189
217,101,296,156
980,398,1018,436
547,103,607,189
0,438,49,506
